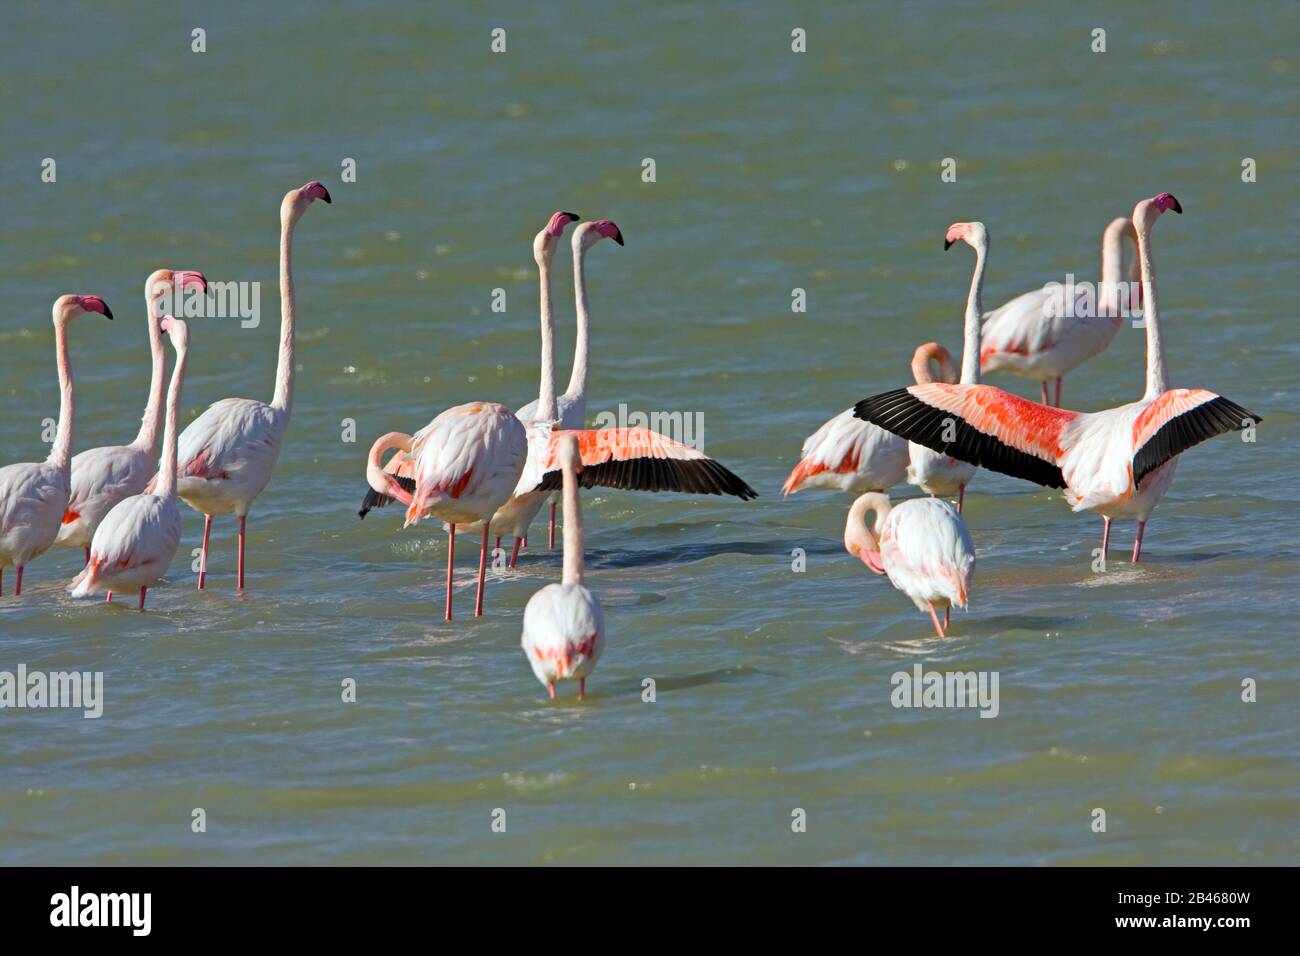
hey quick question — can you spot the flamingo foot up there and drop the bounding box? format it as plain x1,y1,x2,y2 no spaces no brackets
927,603,947,639
548,501,556,549
509,536,521,569
1131,520,1146,564
198,513,211,590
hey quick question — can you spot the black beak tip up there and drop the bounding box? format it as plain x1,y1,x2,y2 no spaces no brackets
943,239,954,251
1172,200,1183,213
563,211,579,221
103,307,114,320
613,233,625,246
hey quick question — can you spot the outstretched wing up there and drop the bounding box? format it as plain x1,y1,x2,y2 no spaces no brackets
854,384,1075,489
1130,389,1261,486
532,428,757,500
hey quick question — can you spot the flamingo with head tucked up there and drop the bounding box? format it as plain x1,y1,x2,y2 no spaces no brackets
845,493,975,638
57,270,206,565
981,216,1140,407
0,294,114,596
164,180,329,591
854,193,1262,563
70,316,190,610
521,432,604,700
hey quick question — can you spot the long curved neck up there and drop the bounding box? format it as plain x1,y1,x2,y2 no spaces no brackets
561,462,584,586
134,296,167,451
565,239,591,402
844,493,889,555
537,256,558,422
271,215,297,413
1137,227,1169,399
154,344,187,499
48,316,74,471
960,243,987,384
1098,219,1127,317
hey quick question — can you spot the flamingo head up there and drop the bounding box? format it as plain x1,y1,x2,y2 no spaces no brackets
159,314,190,350
943,221,988,253
534,211,580,264
283,180,332,221
145,270,208,316
1133,192,1182,234
574,219,624,251
54,294,113,323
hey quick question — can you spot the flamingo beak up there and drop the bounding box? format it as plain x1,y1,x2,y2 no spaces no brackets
944,239,955,250
179,271,208,293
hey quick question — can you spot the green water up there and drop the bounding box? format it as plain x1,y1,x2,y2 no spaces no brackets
1,1,1297,865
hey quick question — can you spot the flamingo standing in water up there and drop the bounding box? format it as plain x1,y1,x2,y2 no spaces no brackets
854,193,1262,562
845,493,975,638
57,270,206,565
514,218,624,551
981,216,1140,407
166,180,330,590
521,433,604,700
0,294,114,596
782,390,909,497
71,316,190,610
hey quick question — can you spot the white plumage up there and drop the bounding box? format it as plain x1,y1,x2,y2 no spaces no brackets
782,408,909,495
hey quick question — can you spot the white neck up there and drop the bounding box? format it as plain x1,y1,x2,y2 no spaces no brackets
1137,227,1169,399
134,295,167,451
271,216,296,413
48,314,74,471
154,341,187,499
561,461,584,586
565,238,591,403
960,243,986,384
537,255,558,422
1098,219,1127,317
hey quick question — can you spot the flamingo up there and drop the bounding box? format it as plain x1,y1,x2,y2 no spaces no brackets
56,270,206,565
0,294,114,596
981,216,1140,407
782,397,909,496
854,193,1262,563
70,316,190,610
903,222,990,512
845,493,975,638
521,433,604,700
165,180,329,591
514,218,623,551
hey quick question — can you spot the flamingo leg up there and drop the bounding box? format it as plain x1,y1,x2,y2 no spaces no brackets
14,566,22,597
1053,377,1062,408
138,587,147,611
943,606,950,630
509,536,522,569
1100,517,1111,559
1131,521,1146,563
106,592,113,603
578,677,586,700
1,568,4,596
198,513,212,590
1040,382,1050,405
927,603,946,638
237,515,246,591
547,680,556,700
474,524,489,617
957,485,965,514
495,535,501,556
521,535,528,551
548,501,556,549
84,545,90,567
444,525,455,622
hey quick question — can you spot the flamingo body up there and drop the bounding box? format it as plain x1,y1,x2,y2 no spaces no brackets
782,409,908,495
56,445,154,549
70,495,181,597
521,582,605,695
174,398,287,516
980,286,1122,384
0,463,69,569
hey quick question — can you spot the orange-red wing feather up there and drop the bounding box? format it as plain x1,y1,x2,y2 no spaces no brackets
1130,390,1261,486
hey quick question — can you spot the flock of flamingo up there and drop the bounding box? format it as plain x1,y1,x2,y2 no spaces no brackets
0,182,1260,698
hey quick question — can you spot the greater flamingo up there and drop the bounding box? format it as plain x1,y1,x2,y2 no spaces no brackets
782,393,909,496
520,433,604,700
903,222,990,512
845,493,975,638
56,270,206,565
70,316,190,610
854,193,1262,563
166,180,329,590
981,216,1140,407
364,402,528,620
514,218,623,550
0,294,113,596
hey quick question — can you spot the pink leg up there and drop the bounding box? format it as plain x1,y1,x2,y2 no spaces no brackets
548,501,556,549
236,515,246,591
578,677,586,700
138,587,147,611
943,606,950,630
509,536,522,569
444,525,455,621
495,535,501,555
474,524,489,617
106,592,113,603
1040,382,1049,405
547,680,556,700
1053,377,1062,408
957,485,965,514
927,603,946,638
198,513,211,589
1,568,4,596
84,545,90,566
1100,517,1111,557
1131,521,1146,563
14,566,22,597
520,535,528,551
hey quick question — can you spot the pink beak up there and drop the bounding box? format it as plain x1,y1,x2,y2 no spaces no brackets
177,271,208,293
